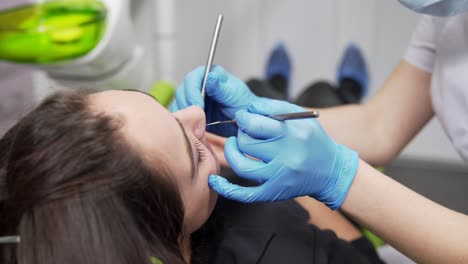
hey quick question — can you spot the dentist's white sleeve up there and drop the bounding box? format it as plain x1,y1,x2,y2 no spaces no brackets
404,15,445,73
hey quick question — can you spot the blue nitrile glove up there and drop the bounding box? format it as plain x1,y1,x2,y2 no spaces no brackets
170,65,262,137
208,99,359,209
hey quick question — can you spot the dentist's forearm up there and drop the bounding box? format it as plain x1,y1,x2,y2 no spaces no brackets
342,160,468,264
317,104,385,163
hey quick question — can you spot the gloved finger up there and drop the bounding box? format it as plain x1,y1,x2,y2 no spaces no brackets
208,175,271,203
236,130,281,163
235,110,285,139
206,65,254,104
182,66,207,108
248,99,304,116
224,137,271,183
205,65,232,103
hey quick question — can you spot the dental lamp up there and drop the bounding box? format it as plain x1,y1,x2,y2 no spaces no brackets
0,0,175,104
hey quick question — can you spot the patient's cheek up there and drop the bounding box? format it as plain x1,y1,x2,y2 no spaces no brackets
206,133,228,167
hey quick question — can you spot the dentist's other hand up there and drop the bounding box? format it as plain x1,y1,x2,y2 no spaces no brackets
170,65,261,137
209,99,359,209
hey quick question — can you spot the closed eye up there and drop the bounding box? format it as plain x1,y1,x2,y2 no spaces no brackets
194,139,208,163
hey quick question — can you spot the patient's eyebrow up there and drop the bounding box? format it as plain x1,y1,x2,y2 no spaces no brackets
174,117,196,180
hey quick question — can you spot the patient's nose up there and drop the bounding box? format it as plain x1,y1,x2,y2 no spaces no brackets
173,106,206,139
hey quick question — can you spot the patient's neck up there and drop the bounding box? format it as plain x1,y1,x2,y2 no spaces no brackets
181,236,192,263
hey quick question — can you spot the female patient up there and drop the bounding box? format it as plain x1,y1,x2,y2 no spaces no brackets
0,89,217,264
0,89,378,264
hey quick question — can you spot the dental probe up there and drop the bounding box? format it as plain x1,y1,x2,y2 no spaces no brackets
201,14,223,99
206,110,320,126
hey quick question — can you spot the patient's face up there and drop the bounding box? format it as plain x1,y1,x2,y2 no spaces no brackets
90,90,219,234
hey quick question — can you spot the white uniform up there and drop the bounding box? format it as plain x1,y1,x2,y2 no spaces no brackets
404,14,468,161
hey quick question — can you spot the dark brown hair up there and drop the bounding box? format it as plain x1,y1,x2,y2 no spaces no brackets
0,90,186,264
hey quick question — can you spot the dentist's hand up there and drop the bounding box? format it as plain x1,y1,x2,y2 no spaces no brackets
170,65,262,137
208,99,359,209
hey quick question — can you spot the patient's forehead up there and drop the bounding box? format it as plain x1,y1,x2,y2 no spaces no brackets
88,90,192,177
